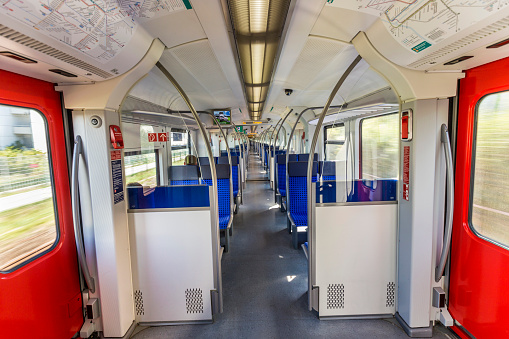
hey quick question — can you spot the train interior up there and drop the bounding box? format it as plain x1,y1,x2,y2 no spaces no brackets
1,0,509,338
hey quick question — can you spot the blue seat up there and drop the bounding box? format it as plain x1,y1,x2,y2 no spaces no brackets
287,161,318,249
168,165,200,185
218,156,239,197
276,154,287,197
201,164,231,231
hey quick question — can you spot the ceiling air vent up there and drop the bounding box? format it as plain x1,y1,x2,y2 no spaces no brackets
0,24,112,79
486,37,509,49
408,16,509,68
49,69,77,77
444,56,473,65
0,51,37,64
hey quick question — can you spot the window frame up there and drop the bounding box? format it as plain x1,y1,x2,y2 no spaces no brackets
359,112,399,180
323,123,345,161
468,91,509,251
0,105,60,274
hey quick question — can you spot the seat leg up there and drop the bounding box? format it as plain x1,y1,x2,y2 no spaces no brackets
229,224,233,236
287,217,292,234
224,230,230,253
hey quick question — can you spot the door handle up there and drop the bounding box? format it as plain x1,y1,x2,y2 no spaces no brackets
435,124,454,283
72,135,96,293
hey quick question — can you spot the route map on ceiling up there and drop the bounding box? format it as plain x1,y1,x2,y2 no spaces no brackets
0,0,188,62
327,0,507,53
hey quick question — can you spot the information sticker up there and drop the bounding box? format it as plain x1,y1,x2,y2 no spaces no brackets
111,150,124,204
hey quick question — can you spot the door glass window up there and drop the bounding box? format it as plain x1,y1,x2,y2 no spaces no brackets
125,125,158,188
361,113,399,180
0,105,58,272
324,124,345,160
171,130,189,165
471,91,509,248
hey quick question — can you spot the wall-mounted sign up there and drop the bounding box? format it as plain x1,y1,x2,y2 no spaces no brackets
403,146,410,201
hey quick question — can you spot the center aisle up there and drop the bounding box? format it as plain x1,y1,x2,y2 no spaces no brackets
132,154,450,338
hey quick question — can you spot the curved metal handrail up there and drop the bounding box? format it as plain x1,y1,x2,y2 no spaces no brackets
72,135,96,293
156,62,223,313
306,55,363,310
435,124,454,282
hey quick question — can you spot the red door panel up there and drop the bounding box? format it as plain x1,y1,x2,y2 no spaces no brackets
0,70,83,338
449,58,509,339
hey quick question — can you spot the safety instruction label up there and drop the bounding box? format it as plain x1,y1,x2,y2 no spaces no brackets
403,146,410,201
111,150,124,204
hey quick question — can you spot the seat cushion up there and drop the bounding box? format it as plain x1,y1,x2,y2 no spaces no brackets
219,215,230,229
278,188,286,197
290,212,308,226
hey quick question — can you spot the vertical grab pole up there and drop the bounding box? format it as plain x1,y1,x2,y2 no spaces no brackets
156,62,223,313
212,115,235,250
435,124,454,282
305,55,362,310
71,135,96,293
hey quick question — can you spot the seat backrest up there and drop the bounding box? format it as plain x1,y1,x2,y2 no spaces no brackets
201,164,231,218
168,165,200,185
287,161,318,215
320,161,336,181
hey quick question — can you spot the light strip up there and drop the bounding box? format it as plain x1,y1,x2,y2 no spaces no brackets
229,0,291,120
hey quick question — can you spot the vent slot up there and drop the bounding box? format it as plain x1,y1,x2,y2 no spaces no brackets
134,290,145,316
386,282,396,307
486,37,509,49
327,284,345,309
185,288,204,314
0,24,112,79
408,16,509,68
49,69,77,77
0,51,37,64
444,56,473,65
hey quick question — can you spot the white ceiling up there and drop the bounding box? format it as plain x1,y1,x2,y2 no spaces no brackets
2,0,509,125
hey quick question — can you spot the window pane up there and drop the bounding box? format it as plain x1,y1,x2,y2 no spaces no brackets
171,131,189,166
471,91,509,248
0,106,57,271
325,125,345,160
361,114,399,180
125,125,158,188
125,151,158,187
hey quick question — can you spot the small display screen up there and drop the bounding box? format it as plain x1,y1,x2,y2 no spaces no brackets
214,110,231,124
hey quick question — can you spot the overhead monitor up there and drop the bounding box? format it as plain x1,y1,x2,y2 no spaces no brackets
213,110,231,125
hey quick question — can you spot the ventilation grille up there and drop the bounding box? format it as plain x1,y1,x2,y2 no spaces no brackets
327,284,345,309
0,24,112,79
134,290,145,316
408,16,509,68
386,282,396,308
185,288,204,314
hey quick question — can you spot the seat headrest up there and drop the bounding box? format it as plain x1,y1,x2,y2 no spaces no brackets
168,165,200,181
288,161,318,177
201,164,231,180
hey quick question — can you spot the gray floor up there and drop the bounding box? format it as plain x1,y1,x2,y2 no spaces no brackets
132,154,454,339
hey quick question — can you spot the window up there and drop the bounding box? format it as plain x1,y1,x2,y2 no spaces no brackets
0,105,58,272
171,130,190,165
470,91,509,248
125,125,159,188
360,113,399,180
324,124,345,160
